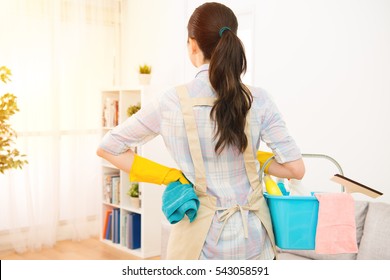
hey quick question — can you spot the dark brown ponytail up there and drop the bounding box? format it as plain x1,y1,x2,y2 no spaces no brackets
188,2,252,154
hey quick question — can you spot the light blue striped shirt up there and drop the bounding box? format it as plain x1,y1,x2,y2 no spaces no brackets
100,64,301,259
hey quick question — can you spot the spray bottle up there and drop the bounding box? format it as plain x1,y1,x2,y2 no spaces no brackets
264,175,282,196
276,178,288,196
288,179,311,196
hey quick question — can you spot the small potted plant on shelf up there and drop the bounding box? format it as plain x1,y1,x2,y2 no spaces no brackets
127,182,140,208
138,64,152,85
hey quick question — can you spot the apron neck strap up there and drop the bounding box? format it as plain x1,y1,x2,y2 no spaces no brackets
243,111,263,191
176,85,209,192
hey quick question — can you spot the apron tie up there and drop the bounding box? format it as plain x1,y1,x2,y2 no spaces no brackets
215,203,259,245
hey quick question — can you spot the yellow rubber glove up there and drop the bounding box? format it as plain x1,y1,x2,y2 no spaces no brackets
129,154,190,185
257,150,274,174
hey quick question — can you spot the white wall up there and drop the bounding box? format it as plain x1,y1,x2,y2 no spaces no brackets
121,0,390,203
254,0,390,203
121,0,188,88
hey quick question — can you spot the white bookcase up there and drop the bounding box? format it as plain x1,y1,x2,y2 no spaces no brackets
100,88,166,259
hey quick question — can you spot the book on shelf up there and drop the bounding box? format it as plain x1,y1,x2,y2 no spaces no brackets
112,209,116,243
122,214,128,248
126,212,141,249
105,211,113,240
111,176,120,205
103,184,111,204
103,173,120,204
112,208,120,244
103,209,112,238
114,99,119,126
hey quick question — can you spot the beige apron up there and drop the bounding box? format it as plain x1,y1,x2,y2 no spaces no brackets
166,85,277,260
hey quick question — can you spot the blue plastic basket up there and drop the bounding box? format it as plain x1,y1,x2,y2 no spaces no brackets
261,154,344,250
264,193,319,249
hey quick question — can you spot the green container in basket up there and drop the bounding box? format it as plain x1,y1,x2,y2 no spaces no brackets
261,153,345,250
264,193,319,250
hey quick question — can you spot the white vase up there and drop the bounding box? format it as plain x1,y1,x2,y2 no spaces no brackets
130,197,141,208
139,74,151,85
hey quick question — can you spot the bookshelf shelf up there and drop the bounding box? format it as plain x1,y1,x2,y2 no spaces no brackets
121,206,142,215
100,88,164,259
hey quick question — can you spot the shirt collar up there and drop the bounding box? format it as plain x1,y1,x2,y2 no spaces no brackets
195,64,209,78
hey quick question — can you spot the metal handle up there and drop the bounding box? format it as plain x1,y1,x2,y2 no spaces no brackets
259,153,344,191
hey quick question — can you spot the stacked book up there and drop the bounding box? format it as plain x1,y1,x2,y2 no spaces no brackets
123,212,141,249
103,209,141,249
103,208,120,244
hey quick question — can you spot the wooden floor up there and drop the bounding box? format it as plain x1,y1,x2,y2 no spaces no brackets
0,238,160,260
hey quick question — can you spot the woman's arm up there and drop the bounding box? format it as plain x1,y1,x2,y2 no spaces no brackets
267,158,305,180
97,147,189,185
96,147,135,173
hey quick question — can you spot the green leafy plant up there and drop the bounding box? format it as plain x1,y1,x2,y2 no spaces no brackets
127,103,141,117
139,64,152,74
127,182,139,197
0,66,28,174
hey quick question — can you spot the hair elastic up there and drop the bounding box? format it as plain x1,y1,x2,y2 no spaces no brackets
219,26,231,37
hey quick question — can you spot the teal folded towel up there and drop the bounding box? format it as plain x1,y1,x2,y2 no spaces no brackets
162,181,200,224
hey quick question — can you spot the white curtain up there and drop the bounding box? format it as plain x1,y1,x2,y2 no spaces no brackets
0,0,121,253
